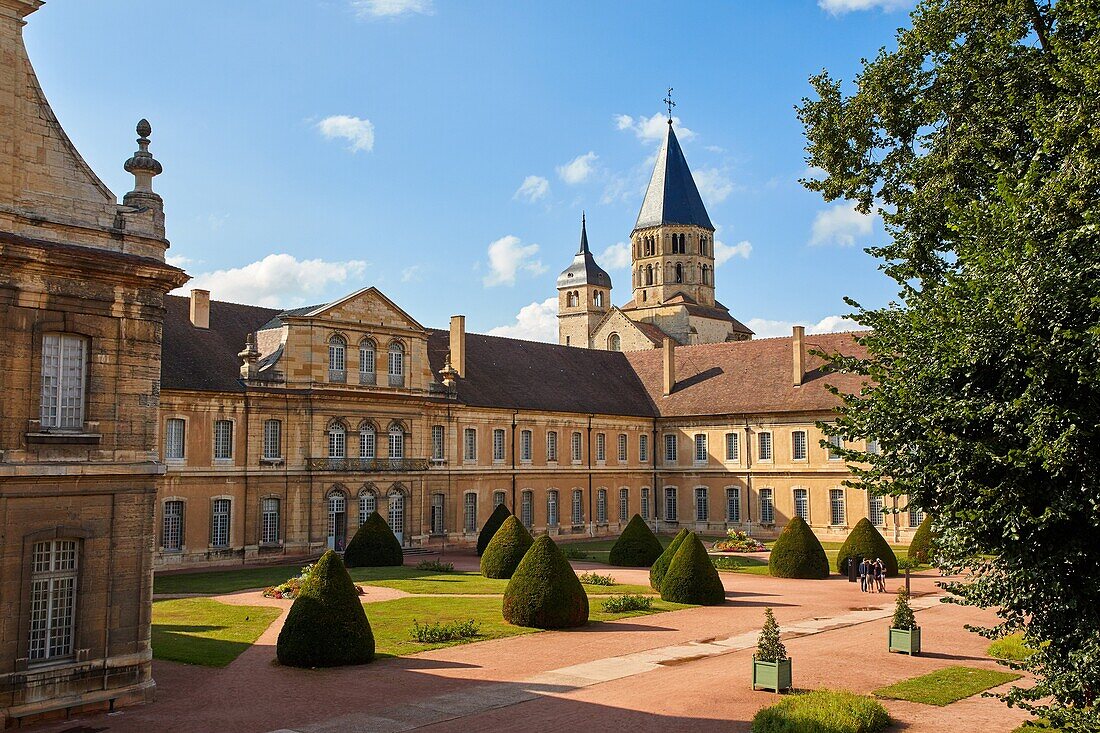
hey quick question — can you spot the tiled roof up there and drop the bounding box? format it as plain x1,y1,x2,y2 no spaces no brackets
162,295,281,392
634,122,714,232
632,320,667,346
556,215,612,290
426,330,656,417
624,332,869,416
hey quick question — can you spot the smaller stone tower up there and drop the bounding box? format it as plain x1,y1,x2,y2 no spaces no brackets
556,214,612,348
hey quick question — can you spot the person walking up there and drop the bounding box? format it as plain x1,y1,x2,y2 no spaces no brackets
875,558,887,593
858,558,868,592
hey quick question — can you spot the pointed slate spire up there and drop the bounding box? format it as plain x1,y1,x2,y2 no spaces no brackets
578,211,590,254
633,121,713,232
556,213,611,289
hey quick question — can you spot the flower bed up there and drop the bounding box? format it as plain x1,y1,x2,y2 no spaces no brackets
711,529,766,553
263,561,364,599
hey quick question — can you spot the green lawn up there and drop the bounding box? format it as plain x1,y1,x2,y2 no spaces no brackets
753,690,890,733
988,632,1036,662
874,666,1021,706
558,533,723,563
711,555,770,575
152,598,281,667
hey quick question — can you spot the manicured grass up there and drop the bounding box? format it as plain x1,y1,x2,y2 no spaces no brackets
752,690,890,733
152,598,281,667
592,597,692,622
711,554,770,574
559,533,720,563
874,666,1021,706
988,632,1036,662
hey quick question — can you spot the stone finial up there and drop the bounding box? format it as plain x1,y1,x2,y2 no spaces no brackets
439,353,459,389
124,119,163,196
238,333,260,380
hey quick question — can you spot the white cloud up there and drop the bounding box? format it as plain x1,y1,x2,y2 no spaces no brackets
166,253,194,269
818,0,910,13
488,297,559,343
556,152,598,185
810,202,875,246
316,115,375,153
514,175,550,203
482,235,546,287
174,253,369,308
746,315,862,339
401,265,423,282
597,242,632,270
693,167,735,205
713,238,752,266
351,0,433,18
614,113,696,142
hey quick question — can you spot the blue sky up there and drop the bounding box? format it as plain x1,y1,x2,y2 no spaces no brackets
26,0,914,340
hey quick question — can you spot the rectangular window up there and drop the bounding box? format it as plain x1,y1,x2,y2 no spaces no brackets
830,489,846,526
596,433,606,462
464,428,477,461
908,504,925,527
521,491,533,528
571,489,584,525
360,428,376,459
493,491,506,507
794,488,809,522
40,334,87,429
464,493,477,533
520,429,532,461
664,434,678,463
726,487,741,523
618,434,627,462
694,433,707,463
664,487,678,522
388,427,404,459
828,434,844,460
725,432,739,462
163,499,184,550
430,494,444,535
214,419,233,460
641,488,651,519
571,432,582,463
547,491,559,527
359,342,375,383
758,431,773,461
695,487,708,521
211,498,231,547
261,498,280,544
359,492,376,525
328,425,346,459
596,489,607,524
28,540,78,662
759,488,774,524
639,434,649,463
619,487,629,522
866,438,880,455
869,495,885,526
431,425,445,460
263,419,282,460
493,428,505,462
792,430,807,461
165,418,186,460
546,430,558,462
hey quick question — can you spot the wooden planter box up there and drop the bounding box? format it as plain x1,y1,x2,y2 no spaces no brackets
752,656,792,692
889,626,921,655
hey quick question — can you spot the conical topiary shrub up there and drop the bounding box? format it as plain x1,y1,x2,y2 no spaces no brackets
608,514,664,567
481,514,534,579
649,528,689,591
768,515,830,579
343,511,403,568
907,515,934,564
837,517,898,576
659,532,726,605
502,535,589,629
276,549,375,667
477,502,512,556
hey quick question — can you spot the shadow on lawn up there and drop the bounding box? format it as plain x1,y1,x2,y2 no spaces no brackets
152,624,252,667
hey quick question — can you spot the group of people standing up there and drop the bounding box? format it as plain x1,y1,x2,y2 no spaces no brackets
858,557,887,593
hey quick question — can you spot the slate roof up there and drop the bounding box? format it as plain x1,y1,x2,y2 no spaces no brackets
426,330,655,417
556,215,612,289
624,332,868,417
633,122,714,232
162,294,281,392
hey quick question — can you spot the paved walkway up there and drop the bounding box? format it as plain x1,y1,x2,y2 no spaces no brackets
31,561,1030,733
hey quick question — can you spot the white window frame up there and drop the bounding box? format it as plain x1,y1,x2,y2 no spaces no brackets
547,490,559,527
618,434,628,463
521,490,534,528
328,423,346,459
261,497,280,544
759,488,775,524
571,489,584,526
596,488,607,524
359,339,376,384
213,419,234,461
869,494,885,526
262,419,282,460
830,488,847,526
162,499,184,551
596,433,606,462
359,491,377,525
493,490,506,507
725,432,739,463
430,494,445,535
757,431,773,462
571,432,582,464
328,335,347,382
387,341,405,386
39,333,87,430
695,487,709,521
360,425,376,460
794,487,810,522
664,434,678,463
492,428,506,463
211,497,231,547
388,424,404,459
431,425,445,461
165,418,186,461
520,429,532,462
639,434,649,463
28,540,78,663
664,487,678,522
464,427,477,462
463,492,478,533
641,487,651,519
908,504,925,527
726,487,741,523
694,433,707,464
546,430,558,462
828,433,844,460
619,487,629,522
792,430,808,461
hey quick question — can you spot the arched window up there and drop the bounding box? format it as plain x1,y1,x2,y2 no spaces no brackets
387,487,405,542
645,265,653,285
327,489,347,551
571,489,584,525
358,487,377,525
547,490,559,527
593,291,603,308
328,421,346,459
675,263,683,283
388,341,405,387
359,422,376,460
608,333,621,351
359,338,376,385
596,488,607,524
388,422,405,459
328,334,347,382
521,490,534,528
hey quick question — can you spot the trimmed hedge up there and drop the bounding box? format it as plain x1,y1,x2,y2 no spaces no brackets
276,550,375,667
502,535,589,629
477,502,512,557
769,515,830,579
649,528,689,591
608,514,664,567
837,518,898,576
480,515,534,579
659,532,726,605
343,511,403,568
908,515,934,564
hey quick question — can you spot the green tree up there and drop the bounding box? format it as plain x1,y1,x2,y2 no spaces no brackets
659,533,726,605
649,528,689,591
836,518,898,577
756,607,787,663
768,515,830,579
798,1,1100,728
502,535,589,629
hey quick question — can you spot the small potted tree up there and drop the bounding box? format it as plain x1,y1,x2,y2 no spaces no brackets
888,588,921,655
752,607,791,692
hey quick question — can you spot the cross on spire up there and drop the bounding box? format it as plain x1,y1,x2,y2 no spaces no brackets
664,87,675,123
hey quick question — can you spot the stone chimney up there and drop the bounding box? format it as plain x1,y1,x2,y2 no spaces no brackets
190,289,210,329
792,325,806,386
449,315,465,378
662,338,676,396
